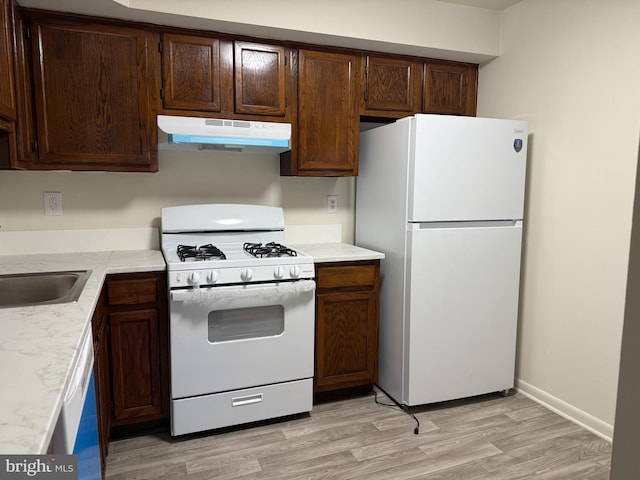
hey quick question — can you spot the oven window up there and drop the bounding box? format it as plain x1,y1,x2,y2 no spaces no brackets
208,305,285,342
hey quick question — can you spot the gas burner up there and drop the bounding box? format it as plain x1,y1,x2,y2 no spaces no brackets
243,242,298,258
177,244,226,262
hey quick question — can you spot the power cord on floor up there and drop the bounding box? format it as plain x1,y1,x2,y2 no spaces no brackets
373,387,420,435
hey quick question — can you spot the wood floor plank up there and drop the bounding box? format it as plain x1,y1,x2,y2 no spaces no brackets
491,419,584,452
480,428,612,473
185,456,262,478
346,442,501,480
106,460,187,480
331,448,431,480
261,450,360,476
504,403,555,421
475,443,612,480
531,457,612,479
409,460,491,480
105,392,611,480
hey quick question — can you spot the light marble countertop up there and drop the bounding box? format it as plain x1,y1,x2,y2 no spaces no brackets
0,250,165,455
292,242,385,263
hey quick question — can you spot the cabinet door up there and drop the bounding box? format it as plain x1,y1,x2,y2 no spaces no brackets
30,16,156,171
93,330,110,476
10,2,37,166
423,62,477,116
315,290,378,392
361,55,421,117
109,308,164,424
285,49,358,176
161,33,223,112
91,289,110,478
106,272,168,428
0,117,17,169
0,0,16,121
234,41,287,117
314,261,380,393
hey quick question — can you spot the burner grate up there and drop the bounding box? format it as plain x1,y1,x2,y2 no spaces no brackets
243,242,298,258
177,244,226,262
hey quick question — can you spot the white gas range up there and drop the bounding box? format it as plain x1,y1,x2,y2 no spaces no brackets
161,204,316,436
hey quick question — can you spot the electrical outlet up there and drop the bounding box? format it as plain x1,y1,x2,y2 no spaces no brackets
327,195,338,214
44,192,63,216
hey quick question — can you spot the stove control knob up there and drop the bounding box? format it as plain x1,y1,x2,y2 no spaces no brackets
241,268,254,282
290,266,301,278
274,266,285,279
207,271,219,284
188,272,201,286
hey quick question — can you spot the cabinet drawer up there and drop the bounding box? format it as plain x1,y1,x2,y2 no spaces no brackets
171,378,312,436
107,277,158,306
316,264,377,290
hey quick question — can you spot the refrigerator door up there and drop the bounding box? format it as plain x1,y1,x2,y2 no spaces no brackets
404,221,523,406
408,115,527,222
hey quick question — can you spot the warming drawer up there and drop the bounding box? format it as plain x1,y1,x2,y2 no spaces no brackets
170,378,312,436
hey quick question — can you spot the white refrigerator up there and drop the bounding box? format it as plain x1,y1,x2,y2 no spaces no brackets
356,114,528,407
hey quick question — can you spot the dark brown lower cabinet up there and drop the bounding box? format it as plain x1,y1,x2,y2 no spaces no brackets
109,308,165,423
314,260,380,393
105,272,169,427
92,271,169,468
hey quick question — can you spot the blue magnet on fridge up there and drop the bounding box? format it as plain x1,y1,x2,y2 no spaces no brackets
514,139,523,152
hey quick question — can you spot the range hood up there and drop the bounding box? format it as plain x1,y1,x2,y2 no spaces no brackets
158,115,291,154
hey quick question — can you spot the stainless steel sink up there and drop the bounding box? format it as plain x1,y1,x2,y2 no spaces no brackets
0,270,92,309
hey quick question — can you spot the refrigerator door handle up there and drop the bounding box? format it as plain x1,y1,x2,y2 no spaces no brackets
411,220,522,230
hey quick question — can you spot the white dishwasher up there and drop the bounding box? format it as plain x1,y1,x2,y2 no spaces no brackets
51,325,101,479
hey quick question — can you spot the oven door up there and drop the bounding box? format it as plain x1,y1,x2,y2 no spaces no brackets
169,279,315,399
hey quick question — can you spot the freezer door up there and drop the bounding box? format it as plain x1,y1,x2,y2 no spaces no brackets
404,221,523,406
409,115,527,222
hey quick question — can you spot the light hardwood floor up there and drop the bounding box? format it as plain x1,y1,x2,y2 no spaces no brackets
105,391,611,479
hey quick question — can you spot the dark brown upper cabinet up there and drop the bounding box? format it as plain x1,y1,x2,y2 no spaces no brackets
158,34,291,122
281,49,359,177
29,14,157,171
160,32,223,112
0,0,16,122
360,55,421,118
234,41,288,117
0,0,17,169
4,6,478,175
9,1,37,167
0,117,16,169
423,61,478,117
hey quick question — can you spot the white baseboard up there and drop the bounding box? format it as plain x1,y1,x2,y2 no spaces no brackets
516,378,613,442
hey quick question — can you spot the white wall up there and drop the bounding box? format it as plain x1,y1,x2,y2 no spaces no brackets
0,150,355,241
128,0,500,62
18,0,501,63
478,0,640,437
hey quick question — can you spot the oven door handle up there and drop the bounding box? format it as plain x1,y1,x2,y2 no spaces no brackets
170,279,316,303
